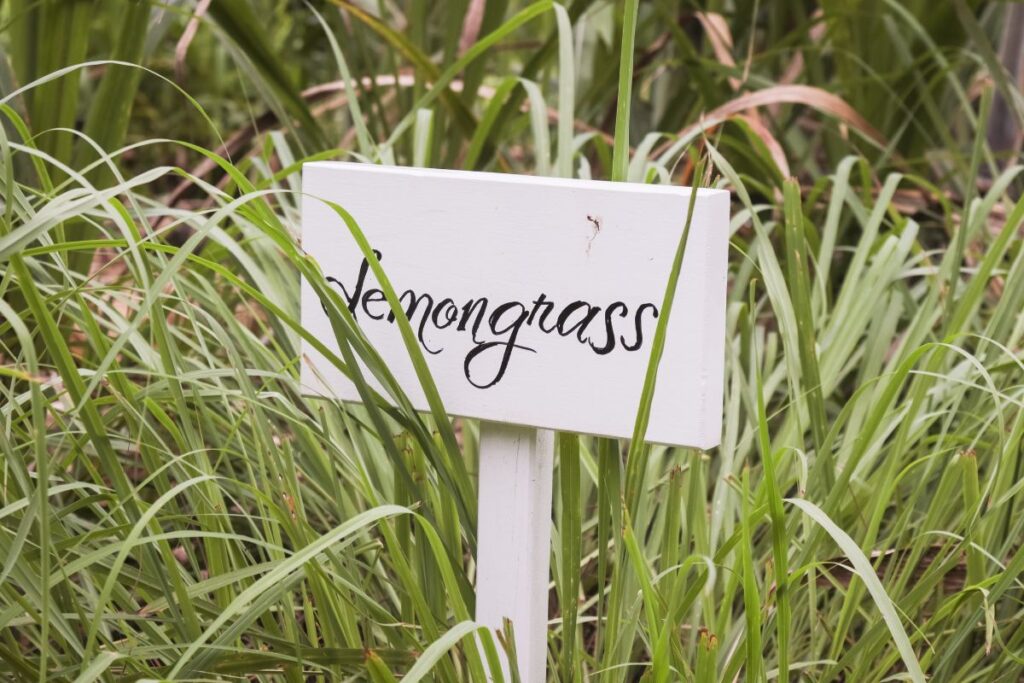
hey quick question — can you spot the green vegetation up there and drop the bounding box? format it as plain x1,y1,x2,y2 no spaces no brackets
1,0,1022,680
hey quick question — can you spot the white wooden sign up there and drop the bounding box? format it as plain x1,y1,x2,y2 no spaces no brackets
300,162,729,449
301,161,729,681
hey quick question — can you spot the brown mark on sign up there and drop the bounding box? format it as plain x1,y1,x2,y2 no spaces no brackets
585,214,602,255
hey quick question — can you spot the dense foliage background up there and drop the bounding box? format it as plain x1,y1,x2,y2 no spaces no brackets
1,0,1023,680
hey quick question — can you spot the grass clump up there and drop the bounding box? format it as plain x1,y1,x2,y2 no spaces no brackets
1,1,1023,681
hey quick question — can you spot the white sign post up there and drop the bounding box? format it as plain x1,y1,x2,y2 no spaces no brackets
300,162,729,680
475,423,554,682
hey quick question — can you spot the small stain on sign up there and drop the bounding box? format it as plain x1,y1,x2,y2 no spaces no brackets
586,214,602,254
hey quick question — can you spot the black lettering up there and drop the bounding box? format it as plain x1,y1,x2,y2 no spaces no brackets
463,302,535,389
622,303,659,351
321,248,662,388
431,298,459,329
529,293,557,333
575,306,603,344
590,301,627,354
361,288,388,320
326,249,380,319
457,298,489,343
556,301,599,338
463,341,536,388
389,290,440,354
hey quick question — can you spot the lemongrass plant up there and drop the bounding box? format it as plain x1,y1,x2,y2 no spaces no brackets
1,1,1023,681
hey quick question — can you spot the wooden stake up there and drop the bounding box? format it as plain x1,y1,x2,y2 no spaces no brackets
476,422,555,681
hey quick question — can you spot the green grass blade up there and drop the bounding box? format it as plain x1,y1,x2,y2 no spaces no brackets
788,498,926,683
610,0,639,182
